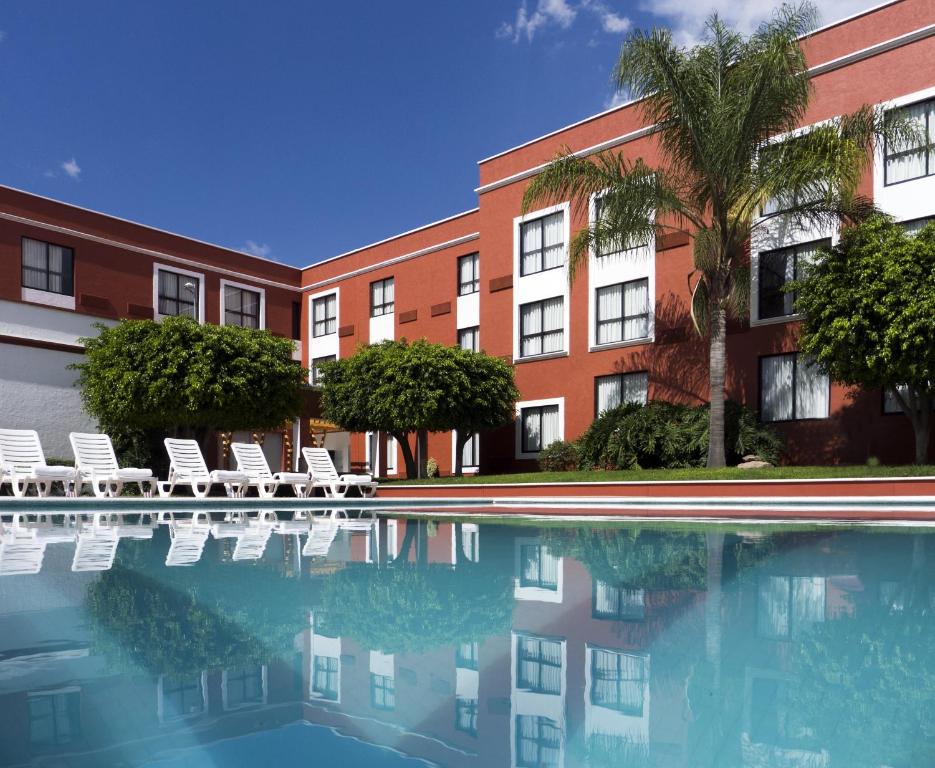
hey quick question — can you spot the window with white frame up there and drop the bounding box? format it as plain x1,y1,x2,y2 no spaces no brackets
224,666,264,708
223,284,261,328
370,277,394,317
516,715,562,768
161,673,205,717
457,641,479,670
312,656,339,700
520,404,560,453
458,253,479,295
22,238,74,296
595,279,650,344
760,353,829,422
311,355,336,386
519,544,559,590
520,211,564,276
461,432,479,469
456,696,478,735
590,649,647,715
519,297,564,358
458,326,479,352
903,216,935,236
516,635,562,694
758,239,828,320
593,581,646,621
884,97,935,185
370,673,395,710
757,575,825,639
157,268,200,319
593,196,647,256
28,691,81,747
595,372,648,416
312,294,337,337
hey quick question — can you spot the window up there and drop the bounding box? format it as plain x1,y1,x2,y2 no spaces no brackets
461,432,479,468
758,240,828,320
520,544,559,590
225,666,264,708
157,269,200,319
311,355,336,386
593,581,646,620
370,673,395,710
22,238,74,296
370,277,394,317
520,405,561,454
519,297,564,358
885,98,935,185
595,279,650,344
313,656,339,701
312,294,337,336
595,372,648,416
458,326,479,352
457,641,479,670
903,216,935,236
593,196,646,256
458,253,479,295
292,301,302,340
28,692,81,747
223,284,261,328
757,575,825,639
520,211,564,276
162,674,205,717
516,635,562,694
516,715,562,768
760,353,829,422
456,696,478,735
590,649,647,715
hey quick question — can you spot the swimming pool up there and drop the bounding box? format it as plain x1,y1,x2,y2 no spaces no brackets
1,509,933,767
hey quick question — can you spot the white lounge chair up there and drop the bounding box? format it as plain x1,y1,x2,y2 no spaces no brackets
302,517,340,558
0,429,79,498
69,432,157,498
0,515,77,575
70,513,154,572
230,442,312,498
159,439,249,498
302,447,378,498
159,511,212,566
211,511,276,561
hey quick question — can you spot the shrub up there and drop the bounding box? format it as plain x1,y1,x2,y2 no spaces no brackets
538,440,581,472
426,457,439,478
576,400,781,470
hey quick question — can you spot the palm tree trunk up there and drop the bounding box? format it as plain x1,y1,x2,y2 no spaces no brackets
706,303,728,468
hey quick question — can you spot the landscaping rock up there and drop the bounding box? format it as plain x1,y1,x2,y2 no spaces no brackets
737,460,772,469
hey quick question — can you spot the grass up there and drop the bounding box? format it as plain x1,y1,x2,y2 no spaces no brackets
386,464,935,485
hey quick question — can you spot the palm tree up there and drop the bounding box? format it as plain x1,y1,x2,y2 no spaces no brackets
523,3,900,467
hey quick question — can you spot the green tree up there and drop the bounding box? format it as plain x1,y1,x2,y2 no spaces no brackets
73,317,306,455
522,3,900,467
793,216,935,463
319,339,517,478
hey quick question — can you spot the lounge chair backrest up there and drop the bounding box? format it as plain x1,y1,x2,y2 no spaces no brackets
164,438,210,478
230,443,273,480
70,432,120,474
0,429,47,472
303,448,339,481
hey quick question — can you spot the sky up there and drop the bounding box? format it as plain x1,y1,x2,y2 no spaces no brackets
0,0,879,268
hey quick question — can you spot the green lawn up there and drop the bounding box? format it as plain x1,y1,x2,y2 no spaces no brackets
386,464,935,485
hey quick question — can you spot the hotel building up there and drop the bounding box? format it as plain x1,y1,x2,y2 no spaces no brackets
1,0,933,475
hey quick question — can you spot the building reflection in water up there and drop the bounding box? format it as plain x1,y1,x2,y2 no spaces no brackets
0,511,933,767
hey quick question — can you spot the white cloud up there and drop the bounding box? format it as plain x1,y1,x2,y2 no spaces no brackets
582,0,631,34
241,240,271,258
497,0,577,43
603,90,629,110
641,0,876,46
61,158,81,180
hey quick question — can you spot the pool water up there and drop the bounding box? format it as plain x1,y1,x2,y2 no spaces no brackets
1,510,934,767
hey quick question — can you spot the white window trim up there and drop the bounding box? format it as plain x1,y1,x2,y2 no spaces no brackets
219,278,266,329
308,287,340,339
451,430,480,474
513,202,571,363
307,287,341,385
153,263,206,323
220,665,268,711
20,286,76,311
515,397,565,460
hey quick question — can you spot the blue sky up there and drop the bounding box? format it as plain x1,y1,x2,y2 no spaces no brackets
0,0,873,267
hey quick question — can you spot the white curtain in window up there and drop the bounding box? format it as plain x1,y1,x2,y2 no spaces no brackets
47,244,67,293
519,716,540,762
521,304,542,356
597,285,622,344
758,575,790,637
624,372,649,405
542,212,564,269
539,547,558,586
522,221,542,273
795,354,829,419
542,298,563,353
595,580,618,613
791,576,825,636
886,102,929,182
460,255,473,287
540,405,560,448
383,279,394,305
225,285,242,313
461,432,479,467
22,238,46,290
540,641,561,693
597,376,622,413
522,409,541,451
761,355,794,421
624,280,649,340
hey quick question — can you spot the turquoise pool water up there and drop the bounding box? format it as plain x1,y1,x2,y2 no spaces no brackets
0,510,933,767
